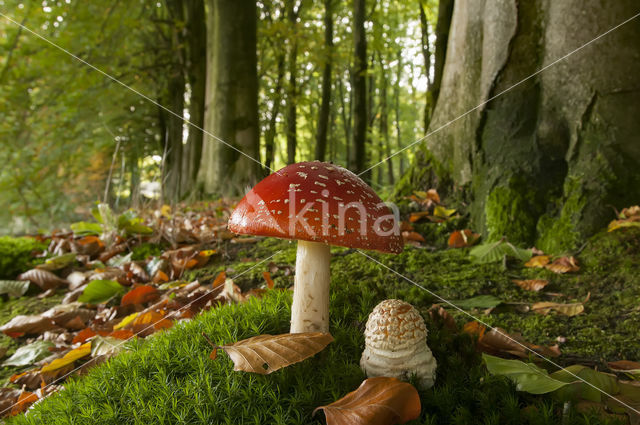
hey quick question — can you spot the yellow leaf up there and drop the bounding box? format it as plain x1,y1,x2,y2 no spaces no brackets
524,255,550,268
160,204,172,218
40,342,91,373
512,279,549,292
531,302,584,316
113,312,140,330
433,205,456,219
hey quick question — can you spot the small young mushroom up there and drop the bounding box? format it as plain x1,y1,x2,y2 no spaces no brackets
228,161,403,333
360,299,437,389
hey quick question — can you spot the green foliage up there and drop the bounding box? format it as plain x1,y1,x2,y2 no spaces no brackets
77,280,126,304
2,340,55,367
0,236,46,280
469,240,532,264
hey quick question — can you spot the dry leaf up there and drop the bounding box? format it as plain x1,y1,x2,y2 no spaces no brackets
524,255,550,268
464,323,560,359
448,229,480,248
426,188,440,204
262,271,275,289
17,269,67,291
531,301,584,316
313,377,421,425
608,360,640,371
428,304,458,332
40,342,91,373
210,332,333,375
408,212,430,223
402,231,425,243
121,285,159,306
0,315,58,337
10,390,38,416
212,271,226,288
512,279,549,292
545,256,579,273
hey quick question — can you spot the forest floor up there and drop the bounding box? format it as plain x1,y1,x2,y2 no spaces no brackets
0,201,638,424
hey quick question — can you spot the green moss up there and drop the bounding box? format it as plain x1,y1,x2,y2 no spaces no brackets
130,243,164,261
484,182,539,245
0,237,47,280
536,177,586,254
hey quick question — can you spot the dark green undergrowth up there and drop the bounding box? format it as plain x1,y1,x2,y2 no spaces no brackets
0,237,46,280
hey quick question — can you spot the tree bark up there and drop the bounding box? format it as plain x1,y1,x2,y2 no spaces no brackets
181,0,206,199
419,1,432,132
431,0,453,109
314,0,333,162
351,0,368,178
286,0,301,164
197,0,260,196
404,0,640,253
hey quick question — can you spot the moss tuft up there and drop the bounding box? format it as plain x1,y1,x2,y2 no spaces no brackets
0,237,47,280
484,181,540,245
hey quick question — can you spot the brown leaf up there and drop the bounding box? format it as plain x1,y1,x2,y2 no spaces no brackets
531,301,584,316
72,328,97,344
212,271,227,288
313,377,421,425
17,269,67,291
545,256,579,273
402,231,425,243
121,285,159,306
262,271,275,289
211,332,333,375
464,323,560,359
10,389,38,416
524,255,550,268
408,212,430,223
0,315,58,337
0,387,21,417
426,188,440,204
448,229,480,248
428,305,458,332
512,279,549,292
609,360,640,371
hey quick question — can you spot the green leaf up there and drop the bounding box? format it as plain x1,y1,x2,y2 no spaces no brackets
0,280,31,297
70,221,103,236
483,354,570,394
469,240,532,263
550,365,619,402
78,279,126,304
122,222,153,235
452,295,503,309
38,252,77,271
2,340,55,367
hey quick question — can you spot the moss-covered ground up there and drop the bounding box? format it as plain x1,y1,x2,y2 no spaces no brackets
2,225,639,424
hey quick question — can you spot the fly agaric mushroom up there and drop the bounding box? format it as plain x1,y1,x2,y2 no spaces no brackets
360,299,437,389
228,161,403,333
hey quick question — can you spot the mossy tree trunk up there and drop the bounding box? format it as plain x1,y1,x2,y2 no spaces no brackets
197,0,260,197
404,0,640,253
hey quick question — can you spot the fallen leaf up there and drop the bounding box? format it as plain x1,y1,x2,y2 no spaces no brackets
465,323,560,359
91,336,125,357
2,341,54,367
432,205,457,220
210,332,333,374
10,389,38,416
513,279,549,292
262,271,275,289
152,270,169,284
402,231,425,243
426,188,440,204
17,269,67,291
113,312,140,330
212,271,227,288
463,321,486,339
469,240,532,264
121,285,159,306
545,256,579,273
37,253,78,271
72,328,97,345
448,229,480,248
453,295,502,310
131,311,172,332
609,361,640,371
525,255,550,268
78,279,126,304
313,377,421,425
428,305,458,332
218,278,245,304
0,315,58,337
408,211,430,223
483,354,570,394
40,342,91,373
0,280,31,297
531,301,584,316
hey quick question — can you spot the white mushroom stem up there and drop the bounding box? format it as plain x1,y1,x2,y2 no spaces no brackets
290,240,331,333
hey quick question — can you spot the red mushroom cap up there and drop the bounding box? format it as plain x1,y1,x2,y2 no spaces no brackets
228,161,403,253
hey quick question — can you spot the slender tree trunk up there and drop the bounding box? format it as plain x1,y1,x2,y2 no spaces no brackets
315,0,333,162
286,0,301,164
181,0,206,199
394,53,404,176
197,0,260,196
431,0,453,108
379,64,393,186
351,0,367,178
338,77,352,167
265,52,285,171
419,1,432,132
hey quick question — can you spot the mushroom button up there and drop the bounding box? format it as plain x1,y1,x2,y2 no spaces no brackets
360,299,437,389
228,161,403,333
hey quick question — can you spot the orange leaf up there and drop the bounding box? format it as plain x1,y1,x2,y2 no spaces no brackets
313,377,421,425
121,285,159,306
152,270,169,283
426,188,440,204
402,231,425,243
72,328,97,344
10,390,38,416
512,279,549,292
408,212,430,223
108,329,134,340
212,271,226,287
462,321,486,339
132,311,173,331
262,271,275,289
545,256,579,273
524,255,550,268
448,229,480,248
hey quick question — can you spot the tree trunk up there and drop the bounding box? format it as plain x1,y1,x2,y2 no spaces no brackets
419,0,431,132
404,0,640,253
338,77,352,166
265,52,285,172
181,0,206,199
198,0,260,196
431,0,453,109
314,0,333,162
379,64,393,186
286,0,300,165
394,53,404,176
351,0,367,178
